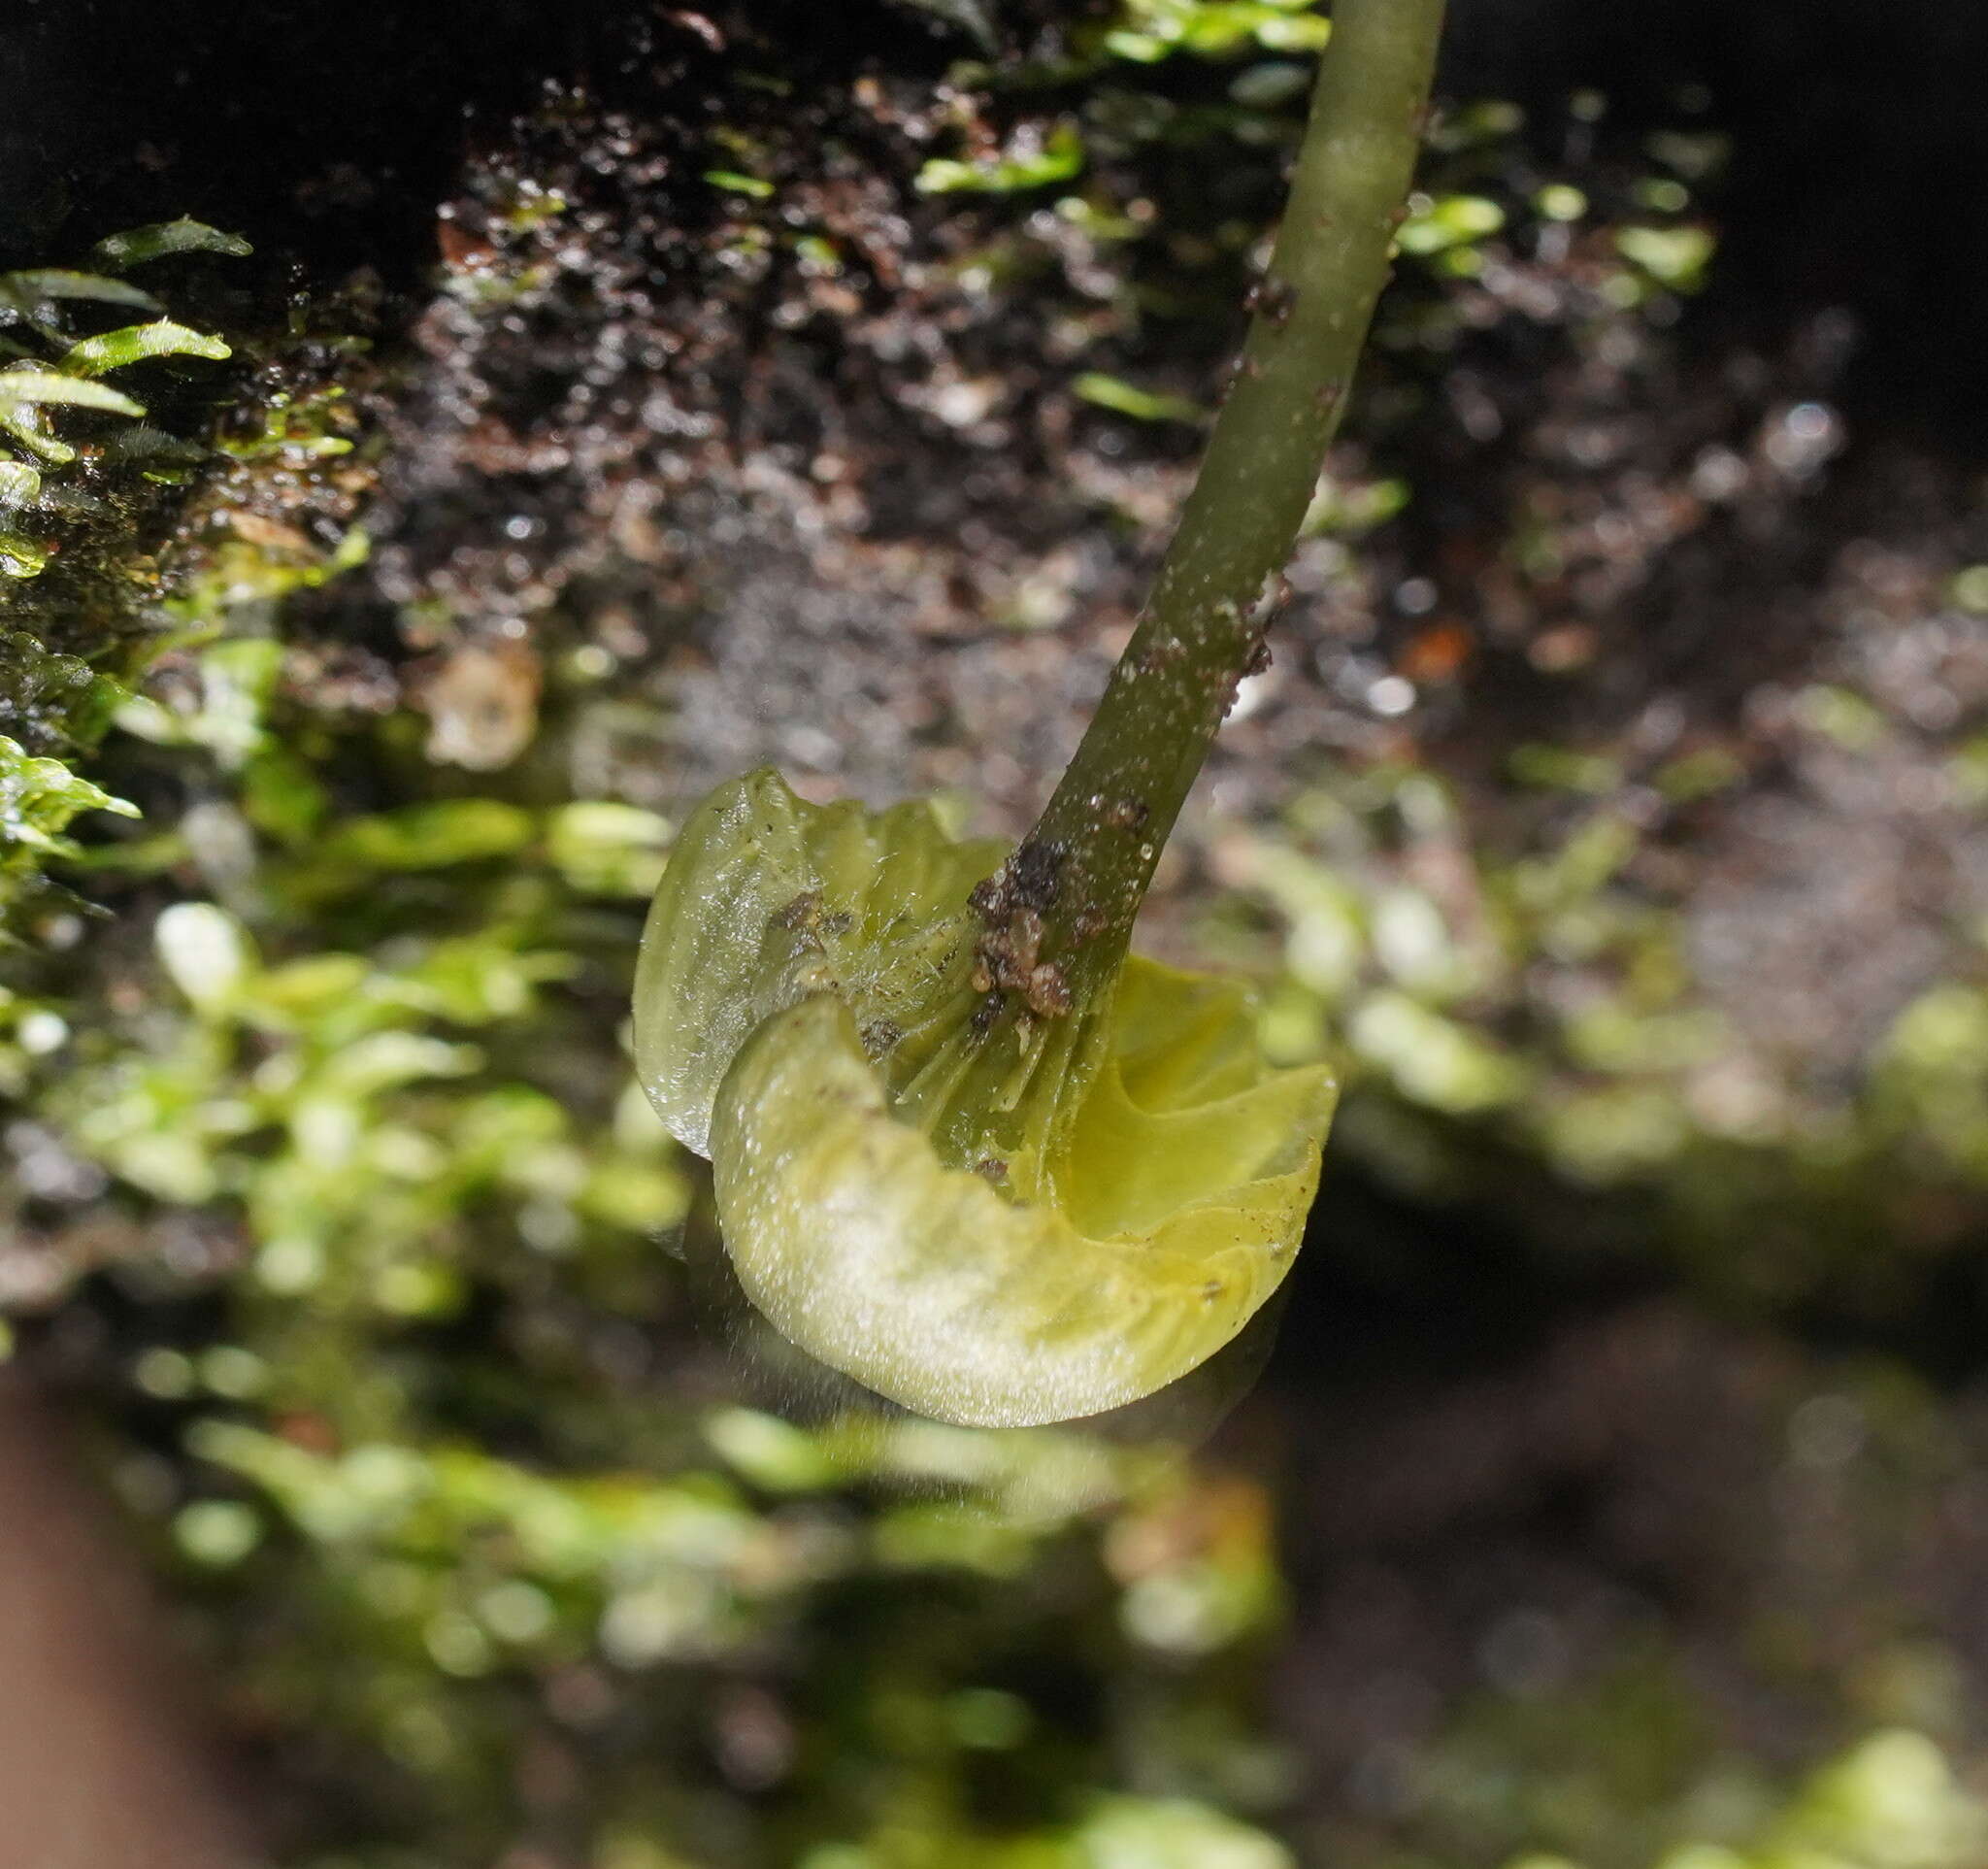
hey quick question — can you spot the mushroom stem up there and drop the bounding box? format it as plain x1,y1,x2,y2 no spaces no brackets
1018,0,1447,985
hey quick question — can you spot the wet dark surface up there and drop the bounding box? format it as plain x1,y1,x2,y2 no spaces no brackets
12,0,1987,444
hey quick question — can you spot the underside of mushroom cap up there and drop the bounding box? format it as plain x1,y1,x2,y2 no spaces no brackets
710,982,1332,1427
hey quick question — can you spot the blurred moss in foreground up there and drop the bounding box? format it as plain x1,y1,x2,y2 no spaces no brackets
1509,1729,1988,1869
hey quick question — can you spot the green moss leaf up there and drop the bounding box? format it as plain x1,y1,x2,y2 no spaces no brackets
0,403,78,463
915,122,1086,196
1614,223,1716,292
318,800,537,872
1,734,140,869
0,533,48,579
87,217,254,271
1397,191,1506,255
702,169,776,199
0,270,161,317
58,318,232,377
0,459,43,507
1073,372,1208,425
0,369,146,417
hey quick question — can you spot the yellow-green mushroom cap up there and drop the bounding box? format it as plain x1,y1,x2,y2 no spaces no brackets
634,768,1004,1158
634,769,1336,1426
712,985,1331,1426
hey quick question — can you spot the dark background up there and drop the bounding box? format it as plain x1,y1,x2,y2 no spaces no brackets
6,0,1986,443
